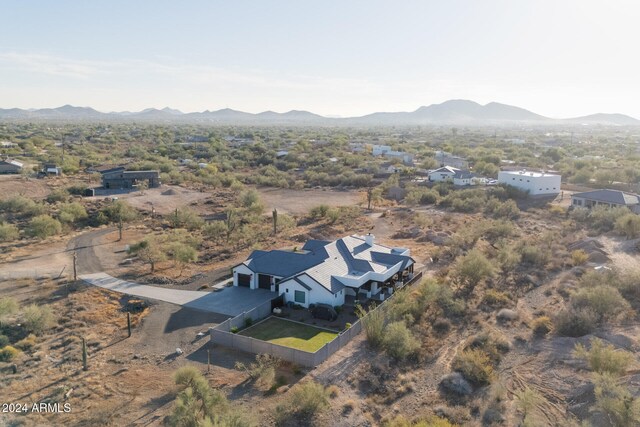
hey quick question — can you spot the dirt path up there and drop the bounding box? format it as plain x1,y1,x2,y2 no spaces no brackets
598,235,640,273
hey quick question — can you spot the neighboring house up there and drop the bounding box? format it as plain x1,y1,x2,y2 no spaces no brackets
503,138,526,145
42,163,61,176
275,150,289,158
232,234,416,308
453,170,478,186
571,189,640,213
434,151,469,169
0,159,23,174
0,141,17,148
497,170,561,195
372,145,414,165
102,170,161,190
428,166,460,182
380,162,402,174
86,164,125,174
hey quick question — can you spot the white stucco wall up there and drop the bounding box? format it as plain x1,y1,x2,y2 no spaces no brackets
498,171,561,195
278,277,345,308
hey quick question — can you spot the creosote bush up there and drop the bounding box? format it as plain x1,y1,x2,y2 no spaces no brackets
21,304,56,335
573,338,633,376
553,307,597,337
383,321,420,361
452,348,494,386
0,345,19,362
530,316,553,336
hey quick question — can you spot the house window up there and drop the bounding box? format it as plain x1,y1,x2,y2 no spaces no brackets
286,288,289,293
294,290,305,304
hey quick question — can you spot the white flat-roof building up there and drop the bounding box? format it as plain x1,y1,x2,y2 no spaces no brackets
498,170,561,196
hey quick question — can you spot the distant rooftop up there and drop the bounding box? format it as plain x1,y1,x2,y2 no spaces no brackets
572,189,639,206
500,170,559,178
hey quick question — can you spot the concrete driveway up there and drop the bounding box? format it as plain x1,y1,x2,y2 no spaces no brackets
80,272,276,317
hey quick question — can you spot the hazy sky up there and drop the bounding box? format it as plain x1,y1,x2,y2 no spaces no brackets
1,1,639,117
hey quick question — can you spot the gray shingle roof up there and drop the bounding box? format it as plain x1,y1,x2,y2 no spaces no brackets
573,189,639,206
242,235,415,294
453,170,475,179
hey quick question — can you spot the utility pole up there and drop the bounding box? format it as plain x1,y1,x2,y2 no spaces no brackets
207,348,211,373
127,312,132,338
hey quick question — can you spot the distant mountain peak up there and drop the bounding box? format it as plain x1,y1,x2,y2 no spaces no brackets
0,101,637,126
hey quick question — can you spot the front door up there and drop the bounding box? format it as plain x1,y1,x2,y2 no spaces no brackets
258,274,271,290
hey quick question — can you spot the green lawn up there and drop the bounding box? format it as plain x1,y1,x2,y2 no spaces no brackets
239,317,338,352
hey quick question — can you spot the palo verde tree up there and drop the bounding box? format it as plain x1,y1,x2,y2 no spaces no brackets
101,200,138,241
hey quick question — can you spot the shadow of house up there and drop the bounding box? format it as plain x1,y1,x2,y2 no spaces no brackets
164,307,230,334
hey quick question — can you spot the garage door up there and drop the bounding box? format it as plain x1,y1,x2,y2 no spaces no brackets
258,274,271,290
237,274,251,288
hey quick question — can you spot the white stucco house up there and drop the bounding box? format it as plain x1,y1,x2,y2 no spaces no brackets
497,170,561,196
428,166,459,182
232,234,415,308
371,145,414,165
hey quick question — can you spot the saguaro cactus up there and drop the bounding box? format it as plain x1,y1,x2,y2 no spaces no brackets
272,208,278,235
82,338,88,371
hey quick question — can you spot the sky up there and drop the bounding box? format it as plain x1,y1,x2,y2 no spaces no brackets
1,0,639,118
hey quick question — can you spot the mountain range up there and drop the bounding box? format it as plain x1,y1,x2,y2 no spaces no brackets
0,100,637,126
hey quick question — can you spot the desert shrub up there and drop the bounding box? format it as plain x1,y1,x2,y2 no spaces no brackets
287,381,329,418
466,332,510,363
66,184,88,196
14,334,37,351
593,372,640,427
0,345,19,362
518,244,549,267
27,215,62,239
615,213,640,239
234,353,280,387
497,244,521,272
58,202,88,224
453,249,495,287
230,326,239,334
309,204,330,218
46,188,70,203
168,208,204,231
481,290,510,308
482,219,515,241
0,297,18,326
574,338,633,376
384,415,455,427
0,335,9,347
554,307,597,337
0,223,19,242
516,387,544,427
101,200,138,223
0,195,44,217
21,304,56,335
327,385,339,398
588,206,629,232
432,318,452,335
530,316,553,336
356,304,385,349
484,197,519,220
570,286,630,322
415,279,465,318
452,348,494,386
169,365,247,427
570,249,589,266
202,220,227,243
383,321,420,361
